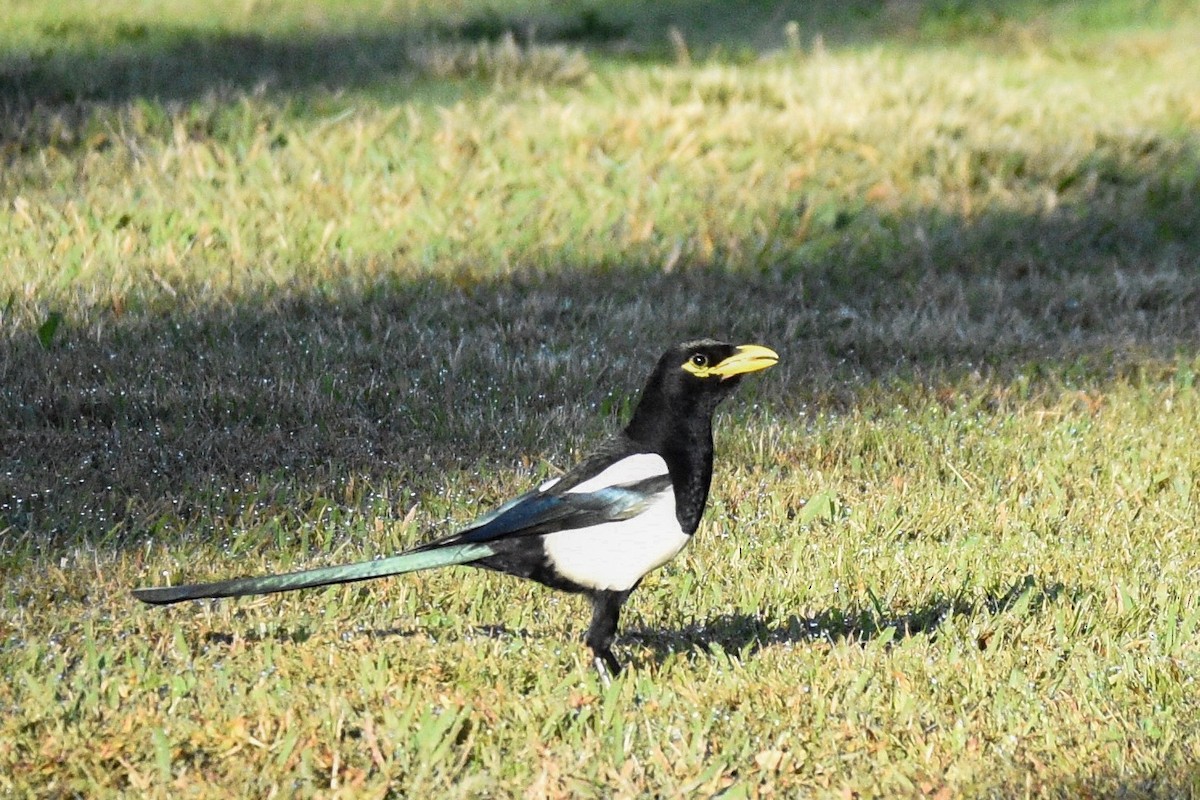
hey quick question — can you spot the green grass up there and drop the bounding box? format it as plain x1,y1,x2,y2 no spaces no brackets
3,0,1200,796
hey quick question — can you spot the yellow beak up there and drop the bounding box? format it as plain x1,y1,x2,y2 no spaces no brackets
710,344,780,380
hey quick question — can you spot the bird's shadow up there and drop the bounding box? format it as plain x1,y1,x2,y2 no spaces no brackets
623,575,1072,664
364,623,535,641
195,576,1072,666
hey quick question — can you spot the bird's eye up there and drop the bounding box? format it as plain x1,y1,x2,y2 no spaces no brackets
691,354,708,367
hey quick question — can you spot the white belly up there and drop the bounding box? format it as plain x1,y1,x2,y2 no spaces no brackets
542,489,689,591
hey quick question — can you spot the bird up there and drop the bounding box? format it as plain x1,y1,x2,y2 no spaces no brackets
133,339,778,678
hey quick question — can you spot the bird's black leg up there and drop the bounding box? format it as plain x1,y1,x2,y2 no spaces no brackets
586,589,631,684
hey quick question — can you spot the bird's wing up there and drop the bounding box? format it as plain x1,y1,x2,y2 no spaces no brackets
435,474,674,546
410,444,674,548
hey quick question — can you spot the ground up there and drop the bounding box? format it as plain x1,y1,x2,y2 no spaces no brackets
2,1,1199,796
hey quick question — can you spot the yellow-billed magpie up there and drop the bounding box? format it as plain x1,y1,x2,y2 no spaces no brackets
134,339,778,676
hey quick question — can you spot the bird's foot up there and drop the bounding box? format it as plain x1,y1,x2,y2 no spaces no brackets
594,656,613,689
591,646,622,688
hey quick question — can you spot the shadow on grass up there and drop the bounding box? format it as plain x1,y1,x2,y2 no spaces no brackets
2,16,1199,554
1067,768,1200,800
624,575,1072,662
186,576,1064,664
0,0,1149,151
2,137,1199,558
186,576,1076,678
201,620,513,646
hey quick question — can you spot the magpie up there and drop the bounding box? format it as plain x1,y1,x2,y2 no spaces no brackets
133,339,778,677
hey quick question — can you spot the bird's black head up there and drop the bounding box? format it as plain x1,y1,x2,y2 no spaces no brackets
624,339,778,448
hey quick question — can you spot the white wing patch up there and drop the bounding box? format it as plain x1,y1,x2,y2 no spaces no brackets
542,484,687,592
564,453,669,494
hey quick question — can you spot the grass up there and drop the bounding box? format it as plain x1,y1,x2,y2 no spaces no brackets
3,0,1200,796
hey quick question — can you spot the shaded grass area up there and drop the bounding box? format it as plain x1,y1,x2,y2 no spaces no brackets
5,133,1199,553
3,241,1200,558
3,0,1200,796
2,0,1195,151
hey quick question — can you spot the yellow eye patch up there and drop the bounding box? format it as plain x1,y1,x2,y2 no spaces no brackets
681,354,713,377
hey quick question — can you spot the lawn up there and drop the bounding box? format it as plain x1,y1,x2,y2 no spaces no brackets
2,0,1199,796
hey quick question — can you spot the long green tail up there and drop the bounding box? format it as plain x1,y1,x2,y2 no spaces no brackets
132,542,494,605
